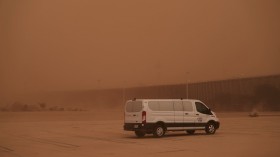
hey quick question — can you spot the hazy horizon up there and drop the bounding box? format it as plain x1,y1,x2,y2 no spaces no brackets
1,0,280,97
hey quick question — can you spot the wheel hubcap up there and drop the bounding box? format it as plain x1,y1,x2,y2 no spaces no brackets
209,125,215,133
157,127,163,136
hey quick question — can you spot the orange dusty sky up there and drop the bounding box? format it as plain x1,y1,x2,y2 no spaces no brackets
0,0,280,95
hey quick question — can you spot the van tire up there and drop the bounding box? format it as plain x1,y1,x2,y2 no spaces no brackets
205,122,216,134
186,130,195,134
153,125,165,137
135,131,146,137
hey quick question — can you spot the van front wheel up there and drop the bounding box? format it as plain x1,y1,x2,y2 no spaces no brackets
153,125,165,137
135,131,146,137
205,122,216,134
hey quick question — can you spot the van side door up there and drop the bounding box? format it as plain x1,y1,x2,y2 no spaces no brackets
173,101,184,124
183,101,196,127
158,101,175,123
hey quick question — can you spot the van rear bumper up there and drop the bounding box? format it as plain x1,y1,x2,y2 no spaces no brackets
124,123,154,132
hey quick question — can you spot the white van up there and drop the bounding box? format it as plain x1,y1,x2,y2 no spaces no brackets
124,99,220,137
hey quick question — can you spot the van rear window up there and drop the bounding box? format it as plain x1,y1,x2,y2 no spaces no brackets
126,101,143,112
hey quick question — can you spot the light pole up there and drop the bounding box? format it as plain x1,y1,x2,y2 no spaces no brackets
122,82,126,105
186,72,190,99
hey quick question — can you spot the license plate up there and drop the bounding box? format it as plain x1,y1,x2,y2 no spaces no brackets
134,125,139,128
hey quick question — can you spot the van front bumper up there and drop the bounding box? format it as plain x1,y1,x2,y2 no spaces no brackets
124,123,154,132
215,121,220,129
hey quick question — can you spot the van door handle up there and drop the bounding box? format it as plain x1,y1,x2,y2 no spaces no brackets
133,114,136,116
196,114,199,116
185,113,188,115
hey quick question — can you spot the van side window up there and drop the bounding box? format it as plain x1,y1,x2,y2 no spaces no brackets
159,101,174,111
148,101,159,111
183,101,193,111
174,101,183,111
195,102,211,115
148,101,174,111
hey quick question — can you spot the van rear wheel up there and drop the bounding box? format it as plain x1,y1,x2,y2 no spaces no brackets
153,125,165,137
135,131,146,137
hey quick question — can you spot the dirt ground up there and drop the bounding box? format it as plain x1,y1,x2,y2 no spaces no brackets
0,111,280,157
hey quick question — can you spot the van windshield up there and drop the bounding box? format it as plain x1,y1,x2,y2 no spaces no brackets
126,101,143,112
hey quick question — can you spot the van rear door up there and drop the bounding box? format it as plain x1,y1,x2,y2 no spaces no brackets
125,101,143,123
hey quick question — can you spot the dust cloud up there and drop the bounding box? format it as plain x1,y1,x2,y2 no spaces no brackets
1,0,280,100
0,1,280,156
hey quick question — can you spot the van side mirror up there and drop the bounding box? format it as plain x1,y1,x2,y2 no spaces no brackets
208,108,213,115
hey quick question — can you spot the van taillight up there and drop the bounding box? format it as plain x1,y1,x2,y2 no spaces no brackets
142,111,146,124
